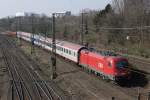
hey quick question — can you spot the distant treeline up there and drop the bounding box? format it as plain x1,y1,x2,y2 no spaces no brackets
0,0,150,57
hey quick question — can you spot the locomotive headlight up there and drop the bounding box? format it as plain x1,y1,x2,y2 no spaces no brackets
114,72,118,76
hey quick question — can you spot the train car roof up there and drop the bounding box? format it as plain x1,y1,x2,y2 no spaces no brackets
81,49,121,59
58,41,85,50
20,32,85,51
46,38,85,51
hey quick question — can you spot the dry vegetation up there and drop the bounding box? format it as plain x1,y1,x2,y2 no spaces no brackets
0,0,150,58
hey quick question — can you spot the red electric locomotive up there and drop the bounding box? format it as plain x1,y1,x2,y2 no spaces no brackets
79,49,130,81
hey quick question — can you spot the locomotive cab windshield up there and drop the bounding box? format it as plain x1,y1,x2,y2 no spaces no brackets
114,59,130,81
116,60,129,69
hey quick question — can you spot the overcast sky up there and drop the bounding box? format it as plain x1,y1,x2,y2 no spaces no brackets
0,0,111,18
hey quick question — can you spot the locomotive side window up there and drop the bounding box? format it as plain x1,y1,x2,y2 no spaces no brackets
108,62,112,68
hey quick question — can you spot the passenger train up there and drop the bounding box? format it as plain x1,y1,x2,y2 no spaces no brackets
7,31,130,81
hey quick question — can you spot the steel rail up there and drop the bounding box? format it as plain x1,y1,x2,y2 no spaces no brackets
18,58,53,100
4,37,43,100
5,36,64,100
1,47,22,100
18,52,61,100
9,54,33,100
6,37,53,100
1,38,33,100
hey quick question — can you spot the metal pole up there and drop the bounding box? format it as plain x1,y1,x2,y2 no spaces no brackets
81,12,84,45
8,16,11,31
51,13,57,79
85,14,88,35
84,13,89,47
15,17,18,45
19,17,21,46
31,14,35,54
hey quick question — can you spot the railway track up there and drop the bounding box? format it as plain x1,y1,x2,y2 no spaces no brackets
0,35,65,100
127,56,150,79
2,34,150,100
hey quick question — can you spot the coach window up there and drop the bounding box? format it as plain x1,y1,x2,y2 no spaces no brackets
71,51,73,56
64,48,65,52
66,49,68,54
69,50,71,55
49,44,51,47
57,47,59,50
74,52,76,57
65,49,67,53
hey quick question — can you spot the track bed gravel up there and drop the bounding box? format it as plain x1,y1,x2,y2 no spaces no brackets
1,34,150,100
0,34,69,100
18,37,150,100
